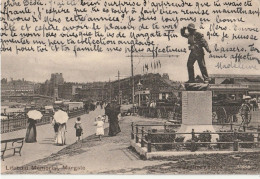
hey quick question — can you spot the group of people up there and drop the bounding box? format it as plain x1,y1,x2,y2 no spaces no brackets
25,101,122,145
25,108,68,145
73,115,106,142
75,101,122,142
83,101,106,112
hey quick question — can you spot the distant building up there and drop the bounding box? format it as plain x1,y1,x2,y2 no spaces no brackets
1,78,53,106
38,80,51,96
58,83,83,100
6,95,54,108
209,74,260,102
1,78,35,97
50,73,64,87
109,73,183,105
50,73,64,99
76,82,107,101
34,73,183,104
38,73,64,98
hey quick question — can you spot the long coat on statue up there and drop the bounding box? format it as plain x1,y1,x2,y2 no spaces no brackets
105,103,121,136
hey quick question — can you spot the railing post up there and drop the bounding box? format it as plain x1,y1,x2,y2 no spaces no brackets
164,122,167,132
191,129,196,152
131,122,134,140
233,140,239,151
191,129,195,141
257,125,260,143
141,126,144,147
191,140,196,152
135,125,139,143
233,131,239,151
230,116,233,131
2,120,5,133
147,130,151,152
234,130,237,140
7,119,10,133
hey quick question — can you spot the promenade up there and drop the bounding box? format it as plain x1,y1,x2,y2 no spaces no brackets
2,110,260,174
3,115,168,174
1,107,106,173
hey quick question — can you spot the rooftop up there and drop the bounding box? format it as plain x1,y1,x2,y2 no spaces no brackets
209,74,260,78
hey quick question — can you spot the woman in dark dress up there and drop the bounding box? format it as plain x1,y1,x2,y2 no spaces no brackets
105,102,121,136
25,118,37,143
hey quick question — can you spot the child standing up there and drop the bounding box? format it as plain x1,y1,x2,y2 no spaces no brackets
74,117,83,142
94,115,105,141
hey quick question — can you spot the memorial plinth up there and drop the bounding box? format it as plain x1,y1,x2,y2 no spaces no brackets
177,91,218,141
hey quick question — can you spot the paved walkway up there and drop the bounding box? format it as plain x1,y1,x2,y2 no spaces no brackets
1,107,106,173
4,116,168,174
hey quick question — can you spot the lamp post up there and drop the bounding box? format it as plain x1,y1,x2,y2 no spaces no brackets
137,81,142,107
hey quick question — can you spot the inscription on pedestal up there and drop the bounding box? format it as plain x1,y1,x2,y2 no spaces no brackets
178,91,217,141
182,91,212,125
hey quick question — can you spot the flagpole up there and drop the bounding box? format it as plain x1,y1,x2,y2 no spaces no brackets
131,45,135,105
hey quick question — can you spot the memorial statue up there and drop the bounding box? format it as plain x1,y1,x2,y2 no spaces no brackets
181,23,212,84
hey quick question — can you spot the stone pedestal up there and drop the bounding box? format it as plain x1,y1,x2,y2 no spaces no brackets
177,91,218,142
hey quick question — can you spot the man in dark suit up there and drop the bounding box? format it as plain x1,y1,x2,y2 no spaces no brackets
181,23,211,83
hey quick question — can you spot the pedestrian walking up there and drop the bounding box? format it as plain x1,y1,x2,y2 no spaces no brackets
74,117,83,142
56,123,67,145
105,101,121,136
25,110,42,143
51,118,59,141
54,109,69,146
239,96,252,131
25,118,37,143
94,115,105,141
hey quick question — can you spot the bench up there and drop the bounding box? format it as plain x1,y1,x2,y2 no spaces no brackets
1,137,24,161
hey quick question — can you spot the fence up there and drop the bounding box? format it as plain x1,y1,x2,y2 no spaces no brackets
1,108,86,134
138,106,255,131
131,123,260,153
1,114,51,133
138,106,177,120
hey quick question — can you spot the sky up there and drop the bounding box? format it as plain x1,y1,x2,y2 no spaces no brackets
2,49,259,83
1,0,260,83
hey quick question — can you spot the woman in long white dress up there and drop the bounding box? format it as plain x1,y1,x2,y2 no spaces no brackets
56,123,67,145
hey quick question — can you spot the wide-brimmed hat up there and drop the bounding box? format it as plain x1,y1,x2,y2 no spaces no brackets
187,23,196,30
243,96,251,100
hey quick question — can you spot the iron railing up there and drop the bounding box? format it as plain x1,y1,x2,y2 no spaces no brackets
1,108,86,134
131,122,260,153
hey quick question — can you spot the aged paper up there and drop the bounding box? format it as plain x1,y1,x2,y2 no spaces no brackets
1,0,260,174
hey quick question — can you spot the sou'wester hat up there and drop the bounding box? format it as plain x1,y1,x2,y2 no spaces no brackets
187,23,196,30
